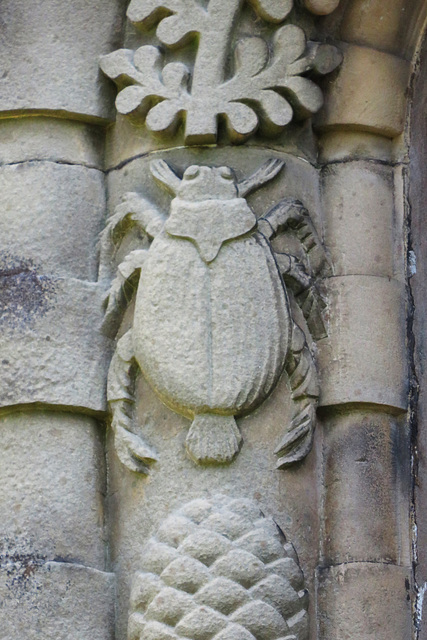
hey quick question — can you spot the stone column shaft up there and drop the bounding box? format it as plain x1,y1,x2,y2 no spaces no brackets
0,2,126,637
314,32,413,640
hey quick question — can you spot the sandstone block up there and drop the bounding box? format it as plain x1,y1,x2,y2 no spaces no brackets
0,0,125,120
0,562,115,640
0,117,104,168
106,149,321,232
0,161,105,281
105,115,318,170
321,161,403,279
317,563,412,640
318,275,407,410
318,131,393,164
316,44,410,138
0,412,106,568
321,410,410,565
341,0,409,55
0,278,111,412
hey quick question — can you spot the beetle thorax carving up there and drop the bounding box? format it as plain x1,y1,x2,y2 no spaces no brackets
165,165,256,263
100,159,329,473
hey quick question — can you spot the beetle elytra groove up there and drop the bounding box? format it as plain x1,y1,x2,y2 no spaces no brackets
99,159,329,473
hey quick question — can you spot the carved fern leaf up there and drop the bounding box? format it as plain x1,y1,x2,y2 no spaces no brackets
220,26,327,139
101,0,342,143
247,0,293,22
100,46,190,132
128,0,208,47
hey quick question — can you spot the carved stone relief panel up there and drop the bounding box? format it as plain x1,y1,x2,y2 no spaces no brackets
98,3,342,639
100,157,330,472
104,147,323,640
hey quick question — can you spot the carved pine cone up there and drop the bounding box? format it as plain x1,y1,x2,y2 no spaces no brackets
128,496,308,640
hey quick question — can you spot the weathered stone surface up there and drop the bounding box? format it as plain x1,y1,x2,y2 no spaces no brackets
340,0,411,55
0,0,126,120
0,412,106,568
318,275,407,410
0,117,104,168
104,115,319,170
317,563,413,640
321,410,410,565
0,278,111,412
316,44,410,137
0,2,419,640
0,161,105,281
0,561,115,640
128,496,308,640
318,131,393,164
321,161,404,279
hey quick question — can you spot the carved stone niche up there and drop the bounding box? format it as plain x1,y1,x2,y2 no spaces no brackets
100,151,330,474
127,496,308,640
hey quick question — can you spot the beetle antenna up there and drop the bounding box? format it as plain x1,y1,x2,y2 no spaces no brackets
237,159,285,198
150,159,182,195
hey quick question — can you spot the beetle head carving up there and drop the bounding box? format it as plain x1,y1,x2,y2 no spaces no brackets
151,158,285,201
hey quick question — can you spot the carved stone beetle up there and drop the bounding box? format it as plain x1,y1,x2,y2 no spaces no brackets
99,159,329,473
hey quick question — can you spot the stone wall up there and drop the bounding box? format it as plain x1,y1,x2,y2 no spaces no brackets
0,1,426,639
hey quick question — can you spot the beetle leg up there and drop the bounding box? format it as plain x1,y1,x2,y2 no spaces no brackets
259,198,330,340
275,323,319,469
275,253,312,292
259,197,332,278
99,192,166,280
102,249,148,337
108,330,158,474
275,252,327,340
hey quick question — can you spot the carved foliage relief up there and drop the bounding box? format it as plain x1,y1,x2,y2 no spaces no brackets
128,496,308,640
100,0,342,144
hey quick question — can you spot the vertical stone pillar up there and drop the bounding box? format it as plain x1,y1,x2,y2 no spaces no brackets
315,24,413,640
0,2,126,638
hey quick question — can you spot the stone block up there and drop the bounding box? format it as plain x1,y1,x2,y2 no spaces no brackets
0,277,111,412
0,561,115,640
107,148,322,234
341,0,410,55
0,117,104,168
318,275,407,410
318,131,393,164
0,161,105,281
317,563,413,640
0,0,125,120
322,410,410,565
321,161,404,279
0,412,105,568
316,44,410,138
104,115,319,170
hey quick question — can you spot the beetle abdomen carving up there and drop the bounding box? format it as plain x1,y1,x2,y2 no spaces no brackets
133,232,291,462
